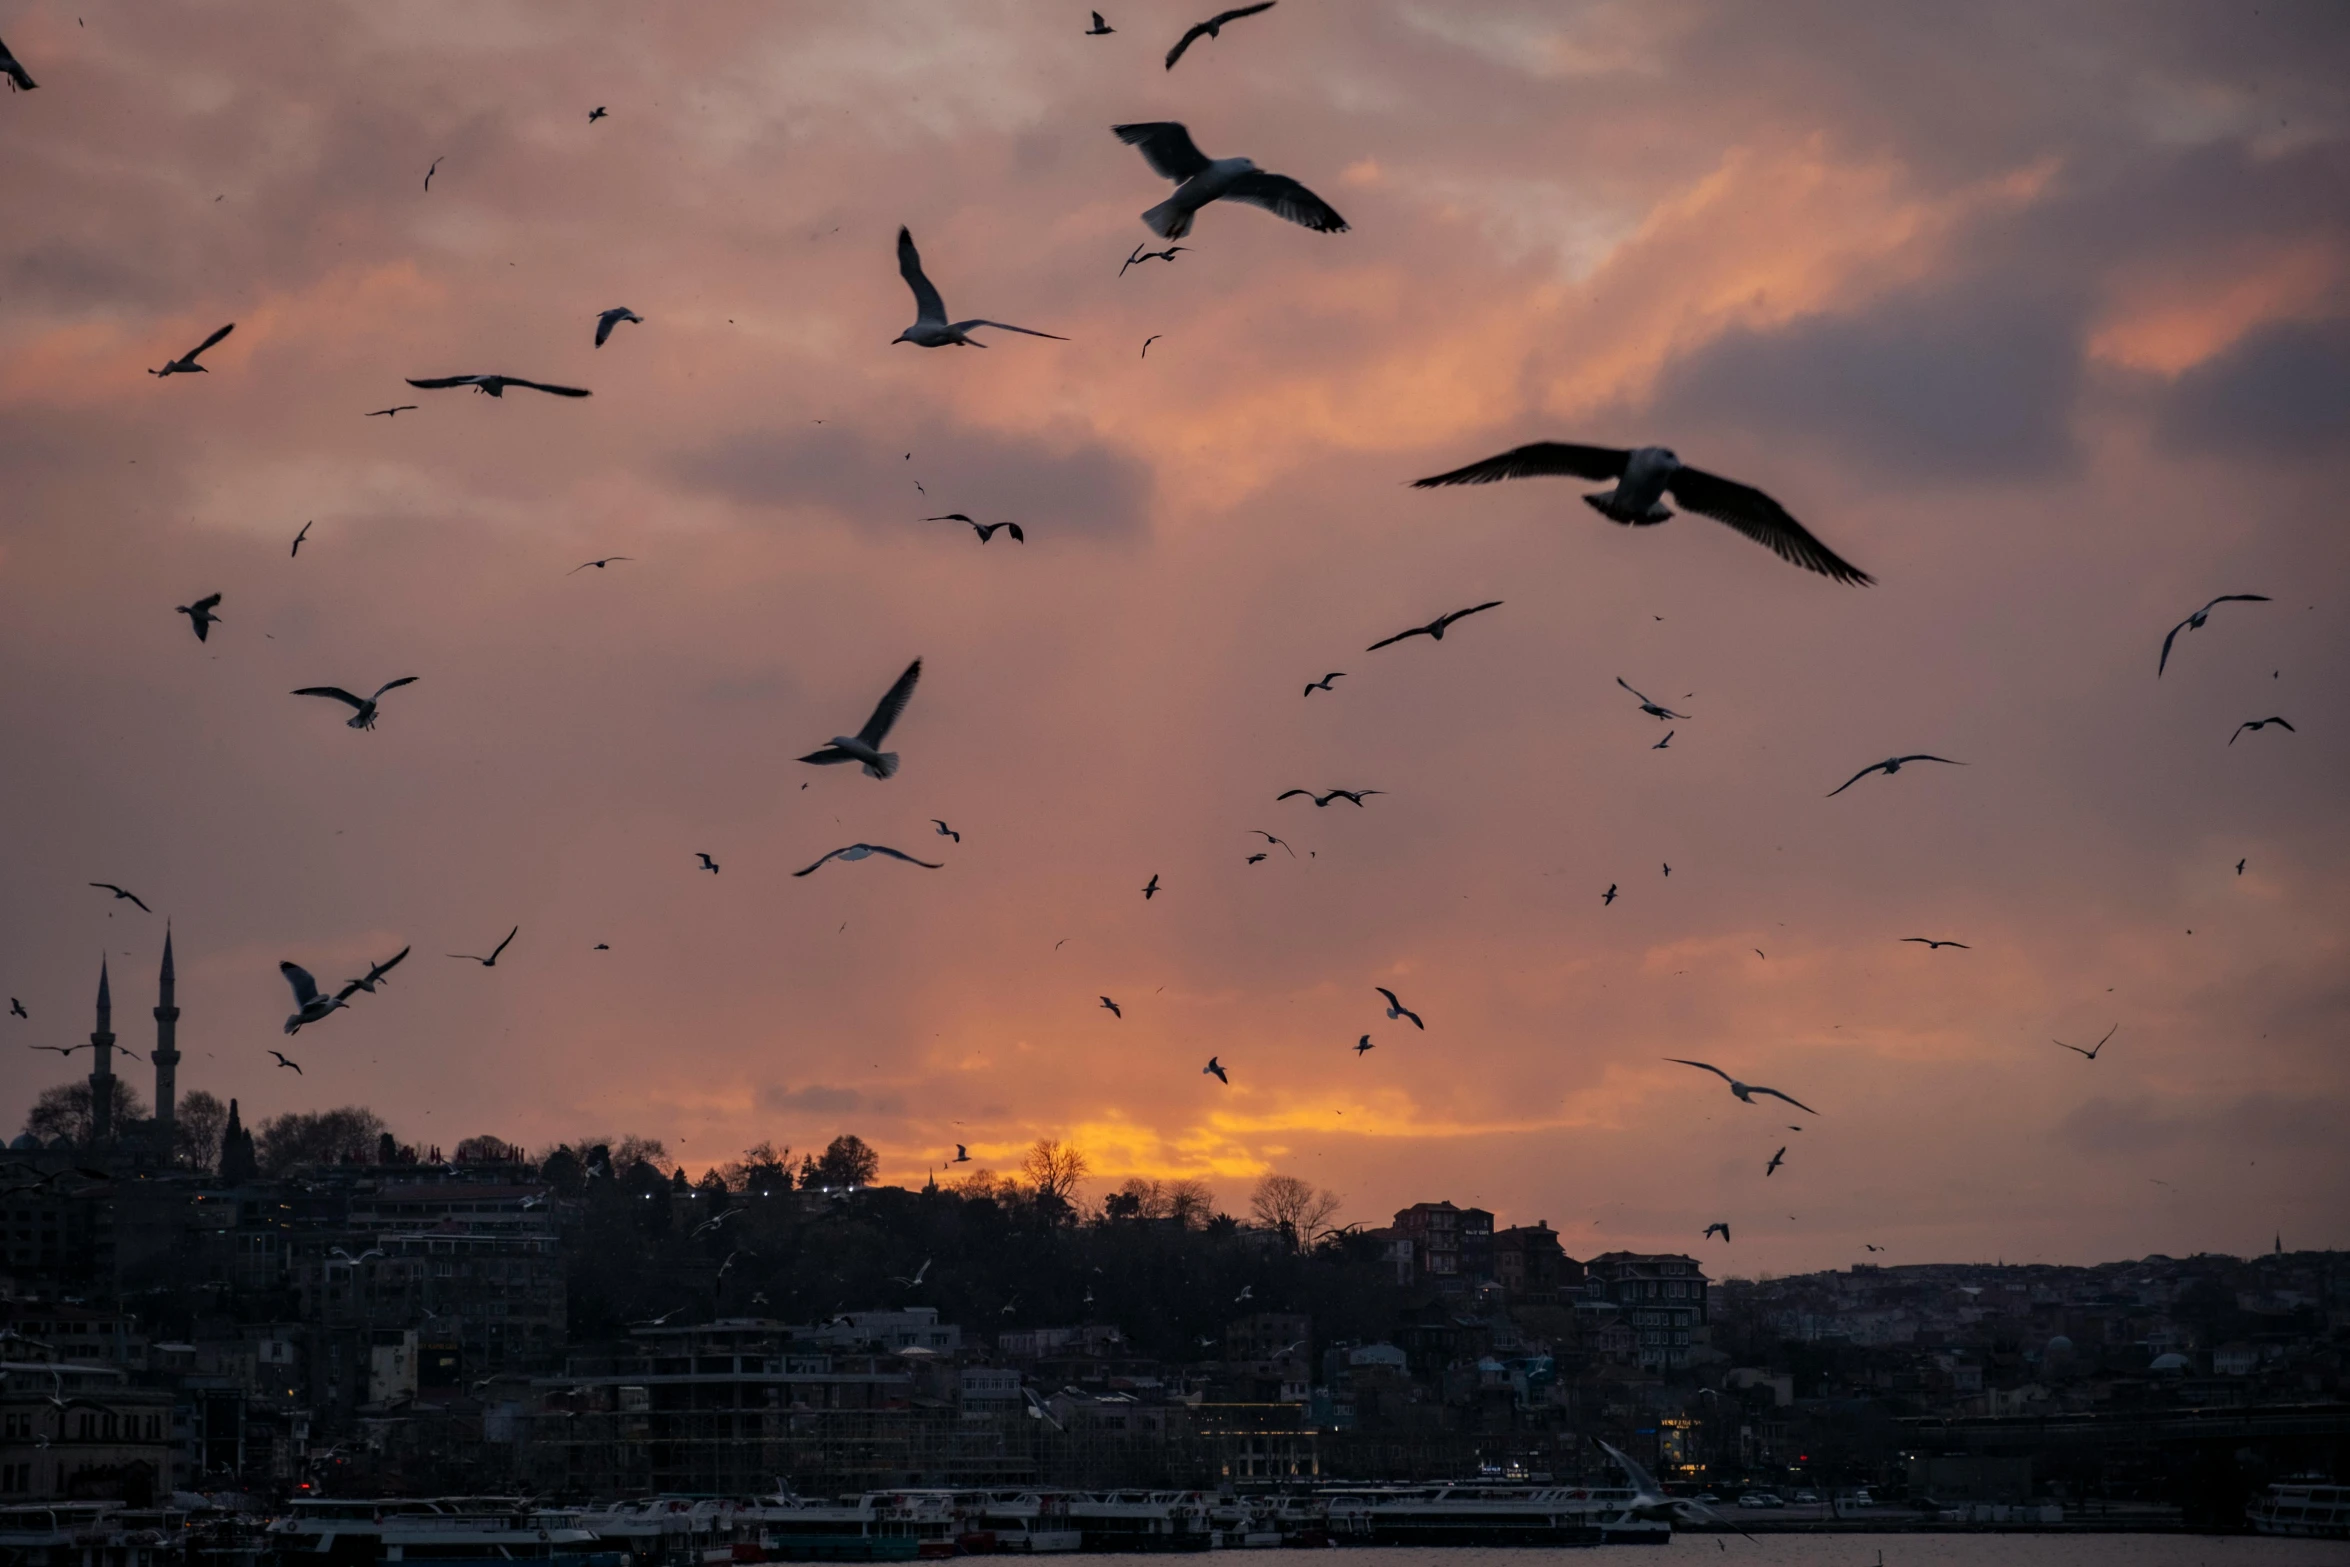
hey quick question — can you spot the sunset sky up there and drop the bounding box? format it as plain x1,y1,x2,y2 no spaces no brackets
3,1,2345,1274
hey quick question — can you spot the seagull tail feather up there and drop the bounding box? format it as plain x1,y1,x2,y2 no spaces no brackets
1142,200,1192,240
862,752,901,780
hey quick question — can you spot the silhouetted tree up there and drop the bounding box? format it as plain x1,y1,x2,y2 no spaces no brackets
1250,1174,1342,1250
1022,1138,1091,1201
255,1106,388,1173
812,1134,880,1189
174,1089,227,1170
22,1079,147,1144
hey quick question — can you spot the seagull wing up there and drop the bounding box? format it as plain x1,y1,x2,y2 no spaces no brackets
798,747,858,766
1824,762,1888,797
405,375,485,390
375,946,412,979
189,322,235,360
1114,122,1212,181
792,848,848,877
898,228,948,325
861,845,944,868
1666,466,1873,585
1411,442,1630,488
2157,615,2192,676
1365,625,1430,651
1162,22,1213,69
1221,171,1348,233
505,377,592,397
1434,600,1504,631
280,962,323,1006
1616,676,1655,705
483,926,517,963
855,658,923,748
1664,1058,1734,1085
192,592,223,613
954,319,1070,341
370,675,420,701
292,687,369,712
1212,1,1278,23
1275,789,1314,801
1892,754,1965,767
1749,1086,1818,1114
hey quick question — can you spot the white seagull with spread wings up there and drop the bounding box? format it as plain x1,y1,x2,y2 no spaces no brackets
892,228,1066,348
792,844,944,877
799,659,921,779
293,677,418,731
1665,1058,1819,1114
1113,122,1346,240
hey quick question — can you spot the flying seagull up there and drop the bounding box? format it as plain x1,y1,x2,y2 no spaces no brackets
8,999,23,1019
1164,2,1275,69
2236,858,2246,875
791,844,942,876
1142,874,1160,900
1278,787,1382,807
2229,716,2294,745
1113,121,1346,239
1087,12,1114,34
890,1259,932,1288
696,853,720,874
568,556,632,573
28,1043,87,1057
89,883,152,913
1203,1056,1229,1083
293,676,419,731
1367,600,1502,651
1702,1222,1730,1242
588,106,607,122
406,374,590,398
176,593,223,642
1248,830,1295,857
926,514,1025,543
1303,672,1345,696
1246,853,1267,864
1100,996,1122,1019
424,156,441,191
594,307,643,347
1901,937,1970,950
1374,987,1424,1029
280,962,356,1035
1653,730,1674,749
365,406,417,417
268,1049,302,1074
932,819,960,843
1826,754,1965,797
1354,1035,1373,1055
799,658,921,779
1765,1146,1786,1176
150,323,234,377
2054,1024,2117,1060
341,946,410,995
1119,243,1189,276
1602,884,1617,905
2159,594,2269,676
290,521,312,556
1140,334,1162,359
892,227,1066,348
1,34,37,90
1665,1058,1819,1114
952,1144,971,1162
448,925,518,966
1412,443,1872,585
1616,677,1686,721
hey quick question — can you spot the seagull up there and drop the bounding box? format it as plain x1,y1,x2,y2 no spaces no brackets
2236,857,2246,875
448,926,518,967
290,521,313,556
926,514,1025,543
1415,442,1874,584
1367,601,1503,651
176,592,223,642
1141,334,1162,359
150,323,234,377
1864,1243,1883,1252
800,659,921,779
1248,830,1295,857
791,844,942,876
365,406,417,418
1204,1056,1229,1084
2229,716,2294,745
1616,677,1686,721
7,1000,23,1019
696,853,720,874
89,883,152,913
1653,730,1674,749
1246,852,1267,864
1277,787,1382,807
1665,1058,1819,1114
2053,1024,2117,1060
1354,1035,1373,1056
568,556,632,573
1142,874,1160,900
1119,243,1189,276
1374,987,1424,1029
1602,883,1617,905
594,307,643,347
1765,1146,1786,1176
329,1247,386,1265
341,946,410,994
424,157,441,191
593,943,609,951
1163,2,1276,69
932,820,960,843
890,1259,932,1288
1662,864,1671,877
1303,672,1346,696
0,34,37,90
292,676,419,731
268,1050,302,1074
952,1144,970,1163
1826,755,1965,796
1087,11,1115,34
588,106,607,123
1113,122,1346,239
1901,937,1970,950
2159,594,2270,676
892,227,1066,348
406,374,590,398
28,1044,87,1056
280,962,356,1035
1702,1222,1730,1242
1100,997,1122,1019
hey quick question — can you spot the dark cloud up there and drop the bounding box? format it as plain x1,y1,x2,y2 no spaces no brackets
2157,318,2350,459
2058,1092,2338,1156
759,1084,910,1120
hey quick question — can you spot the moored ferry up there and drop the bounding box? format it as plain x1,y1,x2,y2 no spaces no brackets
263,1499,617,1567
0,1502,187,1567
1060,1493,1213,1553
1323,1483,1670,1547
2248,1479,2348,1540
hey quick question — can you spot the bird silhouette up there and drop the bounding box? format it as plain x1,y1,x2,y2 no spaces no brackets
280,962,357,1035
150,323,234,377
1086,12,1115,35
1302,672,1346,696
1114,121,1346,239
176,593,223,642
594,307,643,347
926,514,1025,543
448,926,518,966
1765,1147,1786,1176
932,820,961,843
269,1050,302,1074
2054,1024,2117,1060
292,677,418,731
799,659,922,779
2229,716,2294,745
1277,787,1382,807
1119,243,1189,276
7,999,23,1019
340,946,410,994
792,844,942,876
89,883,152,913
1367,601,1503,651
1827,755,1965,796
290,521,313,556
952,1144,971,1163
1665,1058,1819,1114
568,557,633,574
588,106,607,122
1354,1035,1374,1056
1204,1056,1229,1084
1374,987,1424,1029
0,34,38,90
893,228,1066,348
2159,594,2269,676
1248,830,1296,857
1615,677,1687,721
1164,2,1277,70
1603,884,1618,905
696,853,720,874
407,373,589,398
1703,1223,1730,1242
1100,997,1122,1019
365,406,417,418
1901,937,1970,950
1653,730,1674,749
1142,874,1160,900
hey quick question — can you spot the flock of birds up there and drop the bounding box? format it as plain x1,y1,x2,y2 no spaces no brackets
7,8,2307,1270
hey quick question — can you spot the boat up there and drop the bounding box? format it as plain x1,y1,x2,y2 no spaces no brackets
1060,1493,1213,1553
577,1500,741,1567
965,1494,1081,1555
2248,1478,2348,1539
725,1496,924,1563
0,1502,188,1567
1323,1483,1671,1547
263,1498,619,1567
